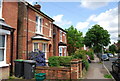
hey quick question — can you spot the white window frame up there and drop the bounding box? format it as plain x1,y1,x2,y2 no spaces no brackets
42,43,47,59
64,48,66,56
0,35,7,65
59,46,62,56
0,0,3,18
60,30,62,42
36,16,43,34
33,43,39,52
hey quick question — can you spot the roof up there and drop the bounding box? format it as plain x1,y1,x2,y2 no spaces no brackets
24,1,54,22
0,18,15,31
53,24,67,33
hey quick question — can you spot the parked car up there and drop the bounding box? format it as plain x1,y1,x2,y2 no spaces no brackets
114,53,118,57
112,59,120,78
101,54,109,61
107,53,114,58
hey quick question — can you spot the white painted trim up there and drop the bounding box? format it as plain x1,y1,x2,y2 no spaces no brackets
0,0,3,18
59,46,67,48
0,64,9,68
0,29,10,35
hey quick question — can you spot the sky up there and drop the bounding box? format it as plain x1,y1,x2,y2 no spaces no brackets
26,0,119,44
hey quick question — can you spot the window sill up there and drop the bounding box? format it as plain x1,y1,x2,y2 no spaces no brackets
0,64,10,68
35,32,43,35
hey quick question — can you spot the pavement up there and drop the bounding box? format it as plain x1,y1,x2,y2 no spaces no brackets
85,54,114,80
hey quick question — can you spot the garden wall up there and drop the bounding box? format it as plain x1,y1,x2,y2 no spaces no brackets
36,59,82,79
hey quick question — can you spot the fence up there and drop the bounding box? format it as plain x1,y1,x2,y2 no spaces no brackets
36,59,82,79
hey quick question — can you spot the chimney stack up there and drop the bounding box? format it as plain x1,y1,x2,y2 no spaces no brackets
34,2,41,10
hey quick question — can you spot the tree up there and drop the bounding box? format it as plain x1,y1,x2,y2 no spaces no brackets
65,25,84,55
109,44,117,53
84,24,110,53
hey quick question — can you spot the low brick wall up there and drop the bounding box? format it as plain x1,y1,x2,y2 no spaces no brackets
36,66,71,79
36,59,82,79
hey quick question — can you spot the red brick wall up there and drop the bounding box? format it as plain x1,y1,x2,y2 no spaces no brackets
36,66,71,79
2,1,18,63
36,59,82,79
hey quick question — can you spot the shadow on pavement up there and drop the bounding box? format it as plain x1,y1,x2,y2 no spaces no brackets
110,71,119,81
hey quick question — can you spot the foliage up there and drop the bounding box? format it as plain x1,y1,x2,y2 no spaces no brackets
109,44,117,53
65,25,84,55
48,56,73,67
73,50,87,60
84,24,110,53
104,74,112,79
48,56,60,67
72,50,90,71
86,51,94,60
29,50,46,66
82,59,89,71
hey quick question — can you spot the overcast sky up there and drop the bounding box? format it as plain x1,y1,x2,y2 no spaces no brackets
26,0,119,44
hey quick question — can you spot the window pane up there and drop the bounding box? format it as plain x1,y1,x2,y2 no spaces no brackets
0,49,4,61
36,16,39,32
0,35,5,47
34,43,38,51
39,18,42,33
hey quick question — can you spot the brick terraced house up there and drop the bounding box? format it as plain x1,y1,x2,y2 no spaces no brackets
0,0,68,79
53,24,68,56
0,0,18,79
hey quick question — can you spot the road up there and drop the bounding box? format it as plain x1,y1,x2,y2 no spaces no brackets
103,57,119,81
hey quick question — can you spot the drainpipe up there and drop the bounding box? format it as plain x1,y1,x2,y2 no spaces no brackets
26,4,29,59
10,29,15,76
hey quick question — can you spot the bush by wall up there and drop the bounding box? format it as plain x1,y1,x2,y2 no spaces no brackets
48,56,73,67
73,50,90,71
29,50,46,66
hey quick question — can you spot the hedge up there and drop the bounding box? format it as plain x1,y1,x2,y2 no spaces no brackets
48,56,73,67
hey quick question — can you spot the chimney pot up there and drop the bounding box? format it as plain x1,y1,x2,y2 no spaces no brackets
34,3,41,10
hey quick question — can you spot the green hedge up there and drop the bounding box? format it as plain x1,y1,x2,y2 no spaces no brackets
48,56,73,67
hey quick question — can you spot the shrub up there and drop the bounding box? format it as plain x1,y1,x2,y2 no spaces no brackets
58,56,73,66
73,50,87,60
29,50,46,66
73,50,90,71
82,59,89,71
48,56,60,67
48,56,73,67
86,50,94,60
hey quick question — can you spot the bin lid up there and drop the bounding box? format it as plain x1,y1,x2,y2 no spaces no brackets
23,60,36,63
35,73,46,76
14,59,24,62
